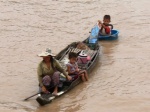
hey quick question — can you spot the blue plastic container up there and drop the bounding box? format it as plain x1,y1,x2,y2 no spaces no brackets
90,25,100,38
89,38,98,44
87,37,98,50
98,29,119,40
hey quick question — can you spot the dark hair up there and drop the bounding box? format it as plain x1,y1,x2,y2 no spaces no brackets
68,52,78,59
103,15,111,20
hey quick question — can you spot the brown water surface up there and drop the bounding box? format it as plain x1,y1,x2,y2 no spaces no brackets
0,0,150,112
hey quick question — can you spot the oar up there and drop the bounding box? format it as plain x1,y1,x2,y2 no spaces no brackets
23,85,55,101
24,92,40,101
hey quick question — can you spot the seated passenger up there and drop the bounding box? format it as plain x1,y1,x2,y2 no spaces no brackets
66,52,88,82
37,48,72,96
98,15,113,35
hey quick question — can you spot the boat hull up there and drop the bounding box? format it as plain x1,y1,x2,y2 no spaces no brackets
98,29,119,40
36,38,100,106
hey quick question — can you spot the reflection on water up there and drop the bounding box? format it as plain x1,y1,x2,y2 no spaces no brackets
0,0,150,112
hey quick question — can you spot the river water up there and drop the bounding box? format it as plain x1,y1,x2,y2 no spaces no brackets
0,0,150,112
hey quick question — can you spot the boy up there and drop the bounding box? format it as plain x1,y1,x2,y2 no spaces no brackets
98,15,113,35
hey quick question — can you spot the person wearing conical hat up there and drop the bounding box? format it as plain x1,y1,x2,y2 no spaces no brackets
37,48,72,96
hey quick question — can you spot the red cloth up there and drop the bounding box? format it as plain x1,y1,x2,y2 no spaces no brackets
105,26,111,34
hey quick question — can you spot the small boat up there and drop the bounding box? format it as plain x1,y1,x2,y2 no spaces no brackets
36,38,100,106
89,24,119,41
98,29,119,40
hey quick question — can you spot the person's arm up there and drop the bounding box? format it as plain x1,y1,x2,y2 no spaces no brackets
54,59,72,80
66,64,71,74
97,20,102,28
75,63,79,72
109,24,113,29
102,23,106,28
37,62,43,87
104,24,113,29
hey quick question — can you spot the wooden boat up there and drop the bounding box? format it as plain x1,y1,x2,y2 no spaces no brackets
98,29,119,40
36,38,100,106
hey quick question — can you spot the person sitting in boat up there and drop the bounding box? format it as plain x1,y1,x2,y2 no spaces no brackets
37,48,72,96
98,15,113,35
66,52,88,82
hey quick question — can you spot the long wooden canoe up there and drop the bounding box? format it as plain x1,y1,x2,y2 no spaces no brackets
36,38,100,106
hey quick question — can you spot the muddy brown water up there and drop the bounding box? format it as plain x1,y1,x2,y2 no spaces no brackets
0,0,150,112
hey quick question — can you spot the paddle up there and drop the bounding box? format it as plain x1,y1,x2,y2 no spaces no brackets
23,85,56,101
24,72,67,101
24,92,40,101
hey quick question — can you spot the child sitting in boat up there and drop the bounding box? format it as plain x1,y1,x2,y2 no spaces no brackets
98,15,113,35
66,52,88,82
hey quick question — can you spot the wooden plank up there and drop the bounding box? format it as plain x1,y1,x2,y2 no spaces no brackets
90,51,97,59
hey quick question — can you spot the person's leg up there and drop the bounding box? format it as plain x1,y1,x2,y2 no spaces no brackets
84,70,89,81
53,86,58,95
80,73,86,82
79,70,88,81
51,71,60,95
42,75,51,93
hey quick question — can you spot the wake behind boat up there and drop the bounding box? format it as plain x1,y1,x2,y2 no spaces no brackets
36,38,100,106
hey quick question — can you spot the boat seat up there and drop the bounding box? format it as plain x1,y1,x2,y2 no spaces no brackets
70,47,94,56
69,48,82,54
59,47,97,72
